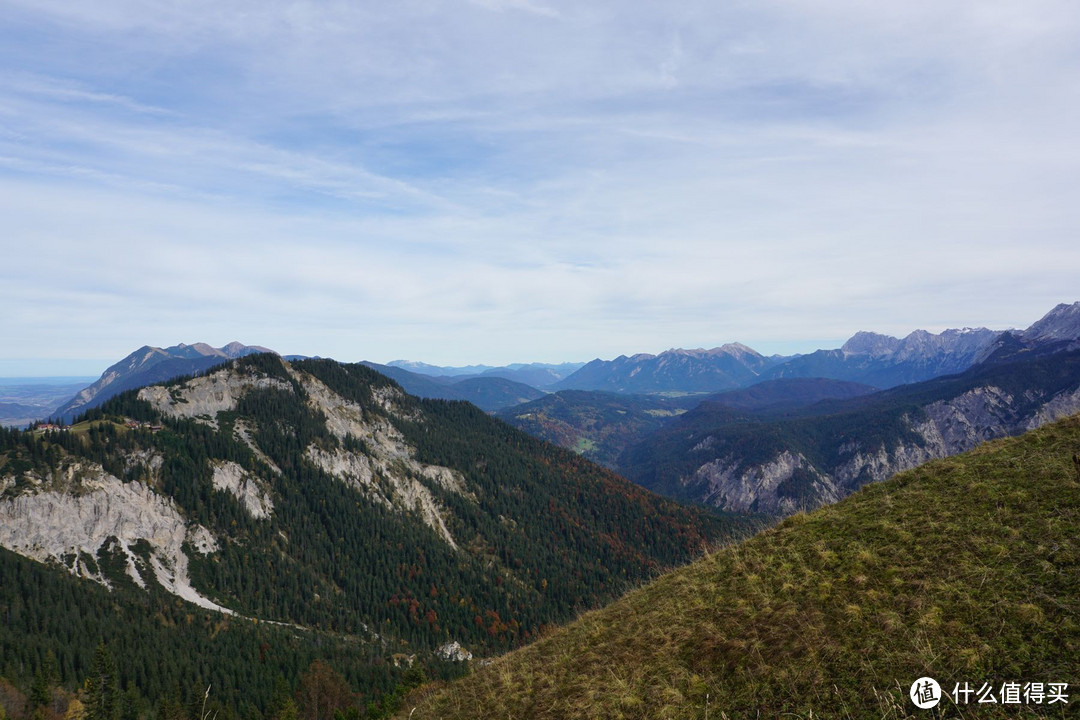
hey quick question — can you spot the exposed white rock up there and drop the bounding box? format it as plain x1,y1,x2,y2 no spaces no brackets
0,460,229,614
210,460,273,519
305,446,381,497
294,370,373,439
436,641,473,662
122,450,164,481
288,366,467,548
691,450,839,515
394,474,459,549
702,382,1080,516
234,419,281,475
418,464,466,494
1026,387,1080,429
305,445,460,548
923,386,1015,449
138,371,292,426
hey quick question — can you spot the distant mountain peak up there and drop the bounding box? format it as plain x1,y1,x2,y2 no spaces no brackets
713,342,762,359
55,342,278,420
841,331,900,357
1023,301,1080,342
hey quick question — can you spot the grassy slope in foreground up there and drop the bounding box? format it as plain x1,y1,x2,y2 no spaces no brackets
402,416,1080,719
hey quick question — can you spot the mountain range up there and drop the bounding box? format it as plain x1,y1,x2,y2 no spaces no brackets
0,354,749,713
386,360,584,389
547,325,1005,394
25,303,1080,431
5,302,1080,719
361,362,548,412
491,302,1080,516
624,346,1080,515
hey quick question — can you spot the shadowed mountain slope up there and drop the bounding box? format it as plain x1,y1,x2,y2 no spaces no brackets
362,362,546,411
623,349,1080,515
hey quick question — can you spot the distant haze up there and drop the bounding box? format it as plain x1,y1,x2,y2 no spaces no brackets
3,2,1079,367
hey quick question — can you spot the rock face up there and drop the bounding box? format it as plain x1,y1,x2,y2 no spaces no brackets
0,460,228,613
57,342,275,420
144,362,469,548
436,641,473,662
689,451,841,516
210,460,273,519
139,373,292,426
665,381,1080,516
291,365,467,548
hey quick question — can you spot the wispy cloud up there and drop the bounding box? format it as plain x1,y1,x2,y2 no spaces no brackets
2,0,1080,370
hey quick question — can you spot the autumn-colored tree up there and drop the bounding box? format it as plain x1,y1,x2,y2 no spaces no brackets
295,662,352,720
63,699,84,720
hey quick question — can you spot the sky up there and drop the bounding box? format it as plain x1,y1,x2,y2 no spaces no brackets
3,1,1080,376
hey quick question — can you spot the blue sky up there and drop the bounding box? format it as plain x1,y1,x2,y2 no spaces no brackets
3,1,1080,375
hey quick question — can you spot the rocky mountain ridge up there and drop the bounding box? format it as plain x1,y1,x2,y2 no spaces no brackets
625,349,1080,515
554,343,781,394
55,341,274,421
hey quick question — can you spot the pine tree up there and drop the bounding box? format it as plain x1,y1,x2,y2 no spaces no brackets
83,644,119,720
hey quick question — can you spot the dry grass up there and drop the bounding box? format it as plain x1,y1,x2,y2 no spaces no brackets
399,416,1080,719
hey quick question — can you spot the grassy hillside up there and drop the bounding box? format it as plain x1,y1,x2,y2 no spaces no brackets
401,415,1080,718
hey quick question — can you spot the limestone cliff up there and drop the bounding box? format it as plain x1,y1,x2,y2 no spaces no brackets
676,382,1080,515
0,459,228,612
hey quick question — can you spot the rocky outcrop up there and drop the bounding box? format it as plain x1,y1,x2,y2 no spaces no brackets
0,460,228,613
684,383,1080,516
437,641,473,662
1026,386,1080,429
210,460,273,519
290,366,466,548
138,373,292,427
690,451,840,515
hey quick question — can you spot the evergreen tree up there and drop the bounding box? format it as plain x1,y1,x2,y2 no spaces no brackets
83,644,119,720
